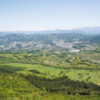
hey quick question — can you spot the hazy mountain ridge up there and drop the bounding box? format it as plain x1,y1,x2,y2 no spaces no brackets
0,26,100,35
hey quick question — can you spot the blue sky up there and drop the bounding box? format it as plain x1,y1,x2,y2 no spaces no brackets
0,0,100,31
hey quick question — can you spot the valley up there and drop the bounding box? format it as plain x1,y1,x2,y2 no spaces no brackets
0,33,100,99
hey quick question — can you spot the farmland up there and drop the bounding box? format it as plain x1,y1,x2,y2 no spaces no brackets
0,33,100,99
1,63,63,75
1,63,100,85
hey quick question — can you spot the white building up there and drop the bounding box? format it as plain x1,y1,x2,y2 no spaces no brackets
69,49,80,53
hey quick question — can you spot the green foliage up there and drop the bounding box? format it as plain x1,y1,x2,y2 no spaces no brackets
21,74,100,95
95,47,100,53
0,33,100,99
0,65,25,73
80,35,100,45
73,43,86,49
0,72,40,99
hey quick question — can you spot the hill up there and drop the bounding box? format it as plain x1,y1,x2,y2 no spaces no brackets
0,26,100,36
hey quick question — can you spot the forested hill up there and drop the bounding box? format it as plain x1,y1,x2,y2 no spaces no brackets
80,35,100,44
0,33,100,47
0,33,84,44
88,35,100,44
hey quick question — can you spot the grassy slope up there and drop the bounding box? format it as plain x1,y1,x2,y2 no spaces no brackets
0,72,41,100
66,70,90,80
1,63,100,84
1,63,64,75
0,64,100,100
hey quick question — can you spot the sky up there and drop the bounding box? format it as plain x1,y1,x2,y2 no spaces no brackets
0,0,100,31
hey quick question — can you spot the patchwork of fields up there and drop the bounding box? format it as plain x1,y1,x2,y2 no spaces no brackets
1,63,100,85
1,63,63,75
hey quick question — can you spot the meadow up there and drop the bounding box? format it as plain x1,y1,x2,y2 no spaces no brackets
1,63,64,75
1,63,100,85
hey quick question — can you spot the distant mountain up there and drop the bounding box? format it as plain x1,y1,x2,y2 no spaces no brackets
0,32,9,36
0,26,100,35
73,26,100,35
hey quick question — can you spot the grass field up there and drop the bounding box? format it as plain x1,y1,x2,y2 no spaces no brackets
1,63,100,84
1,63,64,75
66,70,90,80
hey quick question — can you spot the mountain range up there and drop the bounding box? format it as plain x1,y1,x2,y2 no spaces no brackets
0,26,100,36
